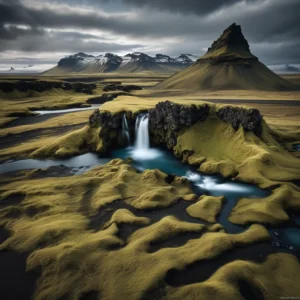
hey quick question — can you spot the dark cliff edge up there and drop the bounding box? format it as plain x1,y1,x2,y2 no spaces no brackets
0,81,97,95
148,101,210,148
88,101,263,153
217,106,262,136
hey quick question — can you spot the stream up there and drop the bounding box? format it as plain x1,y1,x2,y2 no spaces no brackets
5,105,99,128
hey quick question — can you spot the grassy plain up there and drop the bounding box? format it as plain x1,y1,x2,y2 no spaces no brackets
0,73,300,300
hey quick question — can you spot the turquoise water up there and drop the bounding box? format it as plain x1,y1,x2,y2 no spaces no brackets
0,146,299,251
0,153,110,175
112,147,269,233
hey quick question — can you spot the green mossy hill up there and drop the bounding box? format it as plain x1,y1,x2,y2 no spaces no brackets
1,160,287,300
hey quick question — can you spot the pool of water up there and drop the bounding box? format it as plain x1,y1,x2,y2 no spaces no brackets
112,147,268,233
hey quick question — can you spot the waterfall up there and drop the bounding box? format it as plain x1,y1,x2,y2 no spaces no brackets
132,114,159,159
122,114,130,146
135,114,150,150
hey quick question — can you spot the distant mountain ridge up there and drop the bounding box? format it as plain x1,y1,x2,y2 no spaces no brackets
44,52,198,75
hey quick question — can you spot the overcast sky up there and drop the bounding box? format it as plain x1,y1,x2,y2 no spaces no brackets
0,0,299,65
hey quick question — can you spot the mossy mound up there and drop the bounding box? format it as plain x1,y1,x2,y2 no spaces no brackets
31,126,104,158
167,253,300,300
229,184,300,225
186,195,225,223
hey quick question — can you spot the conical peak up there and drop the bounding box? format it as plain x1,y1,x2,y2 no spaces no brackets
200,23,257,61
208,23,250,54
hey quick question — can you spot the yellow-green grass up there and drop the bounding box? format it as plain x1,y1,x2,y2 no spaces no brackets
40,72,170,80
157,60,296,90
0,110,92,138
281,74,300,85
229,184,300,225
167,253,300,300
0,125,100,162
0,89,100,127
186,195,225,223
135,86,300,100
1,159,289,300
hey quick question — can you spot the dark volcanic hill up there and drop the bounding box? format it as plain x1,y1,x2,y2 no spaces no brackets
43,52,198,75
158,23,296,90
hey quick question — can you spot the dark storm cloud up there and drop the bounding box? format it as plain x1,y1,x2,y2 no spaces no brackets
0,26,141,52
121,0,257,15
0,0,143,53
59,0,257,16
1,0,298,40
0,0,299,64
0,25,44,40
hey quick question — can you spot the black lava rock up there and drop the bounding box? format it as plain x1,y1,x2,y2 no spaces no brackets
0,81,96,95
148,101,210,148
87,93,126,105
217,106,262,136
103,84,142,93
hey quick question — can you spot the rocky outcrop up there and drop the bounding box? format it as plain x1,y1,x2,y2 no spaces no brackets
207,23,252,55
0,81,96,94
88,101,263,151
87,92,127,105
103,84,142,93
89,109,135,150
89,110,123,129
217,106,262,136
89,101,210,150
199,23,258,64
149,101,210,148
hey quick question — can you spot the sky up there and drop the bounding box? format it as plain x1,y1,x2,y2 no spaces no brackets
0,0,299,67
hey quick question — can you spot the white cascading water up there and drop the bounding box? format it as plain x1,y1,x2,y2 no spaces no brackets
132,114,160,159
122,114,131,145
135,114,150,150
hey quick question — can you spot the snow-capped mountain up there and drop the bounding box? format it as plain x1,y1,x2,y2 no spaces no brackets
44,52,198,75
